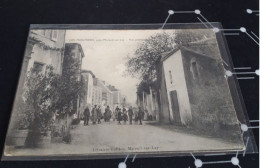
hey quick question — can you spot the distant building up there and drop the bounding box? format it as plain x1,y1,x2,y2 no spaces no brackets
63,43,85,118
108,85,122,109
92,78,102,107
97,80,114,110
80,70,95,113
157,40,237,128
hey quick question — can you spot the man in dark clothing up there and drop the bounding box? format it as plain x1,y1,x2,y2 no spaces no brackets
83,106,90,126
115,106,120,121
117,108,122,124
91,105,98,124
97,105,102,124
128,106,134,124
138,107,144,125
104,106,111,122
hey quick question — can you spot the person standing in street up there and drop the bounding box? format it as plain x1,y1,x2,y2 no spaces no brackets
115,106,119,121
104,106,111,122
91,105,98,125
117,108,122,124
123,111,128,124
83,106,90,126
128,106,133,125
97,105,102,124
122,106,126,114
138,106,144,125
134,109,139,124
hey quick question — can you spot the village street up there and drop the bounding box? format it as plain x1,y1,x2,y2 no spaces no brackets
9,120,242,156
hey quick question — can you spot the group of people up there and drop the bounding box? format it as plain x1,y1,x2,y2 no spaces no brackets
115,106,144,125
83,105,112,126
82,105,145,126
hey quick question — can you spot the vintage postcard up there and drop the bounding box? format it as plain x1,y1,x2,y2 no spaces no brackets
3,24,245,159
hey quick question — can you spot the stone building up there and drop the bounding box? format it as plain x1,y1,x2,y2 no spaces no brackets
157,39,239,130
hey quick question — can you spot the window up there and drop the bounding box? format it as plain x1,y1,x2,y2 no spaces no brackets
169,70,173,84
32,62,44,74
191,61,199,79
51,30,58,41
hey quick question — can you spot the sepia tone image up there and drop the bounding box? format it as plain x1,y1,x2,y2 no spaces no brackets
3,26,244,158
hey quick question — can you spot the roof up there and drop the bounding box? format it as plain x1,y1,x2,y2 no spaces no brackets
160,43,219,63
81,69,95,78
65,43,85,58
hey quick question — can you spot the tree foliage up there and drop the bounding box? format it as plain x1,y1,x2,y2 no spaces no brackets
23,66,58,133
51,54,84,118
22,58,84,146
125,32,175,82
174,29,215,45
125,29,215,94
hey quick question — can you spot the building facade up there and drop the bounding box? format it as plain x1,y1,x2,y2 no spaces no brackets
26,30,66,75
108,85,122,110
92,78,103,107
157,43,239,129
80,70,95,114
9,29,66,132
63,43,85,118
97,80,114,110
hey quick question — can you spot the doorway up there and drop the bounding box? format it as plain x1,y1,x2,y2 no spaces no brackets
169,90,181,124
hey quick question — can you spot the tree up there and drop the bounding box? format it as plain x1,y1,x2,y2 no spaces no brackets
174,29,215,45
125,29,215,83
49,51,85,143
23,55,84,146
125,32,175,82
23,66,59,147
125,29,216,107
51,51,84,119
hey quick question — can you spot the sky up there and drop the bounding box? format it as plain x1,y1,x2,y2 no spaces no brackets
65,29,175,105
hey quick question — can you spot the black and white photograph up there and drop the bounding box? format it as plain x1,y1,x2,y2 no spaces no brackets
3,26,245,157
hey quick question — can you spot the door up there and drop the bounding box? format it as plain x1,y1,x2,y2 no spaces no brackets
170,90,181,124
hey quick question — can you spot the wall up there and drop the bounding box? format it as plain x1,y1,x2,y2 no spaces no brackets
162,50,192,125
97,80,114,109
112,91,121,105
181,48,239,130
86,73,94,105
27,30,66,75
92,85,102,107
80,72,94,116
157,61,170,124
